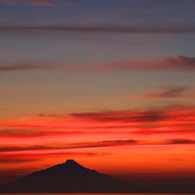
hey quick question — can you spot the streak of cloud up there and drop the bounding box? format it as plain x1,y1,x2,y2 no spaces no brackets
94,56,195,72
71,110,167,123
0,0,59,6
0,138,195,153
0,139,138,152
0,48,22,56
0,128,83,138
168,139,195,144
131,86,188,99
1,56,195,73
0,25,195,34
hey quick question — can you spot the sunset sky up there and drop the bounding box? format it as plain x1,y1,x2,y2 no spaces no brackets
0,0,195,185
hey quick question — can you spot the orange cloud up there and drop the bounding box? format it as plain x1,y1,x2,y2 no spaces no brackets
0,104,195,138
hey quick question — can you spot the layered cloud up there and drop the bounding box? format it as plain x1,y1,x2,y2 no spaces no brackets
1,138,195,153
70,105,195,124
1,25,195,34
96,56,195,72
1,56,195,73
71,110,167,123
1,104,195,138
0,128,83,138
0,48,22,56
131,85,195,99
0,139,138,152
0,0,60,6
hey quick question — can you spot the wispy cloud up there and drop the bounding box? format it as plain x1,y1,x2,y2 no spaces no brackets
93,56,195,72
1,56,195,73
0,104,194,138
71,110,167,123
38,114,67,119
1,138,195,153
168,139,195,144
0,128,83,138
0,151,109,161
0,0,59,7
131,86,188,99
0,48,22,56
0,0,78,7
0,25,195,34
0,139,138,152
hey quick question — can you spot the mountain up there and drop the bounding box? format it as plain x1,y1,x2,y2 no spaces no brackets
0,159,130,193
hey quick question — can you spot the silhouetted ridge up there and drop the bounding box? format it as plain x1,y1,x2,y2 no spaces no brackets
65,159,79,165
63,159,86,169
0,159,129,193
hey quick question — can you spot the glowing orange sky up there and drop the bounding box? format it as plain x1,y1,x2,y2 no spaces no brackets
0,0,195,186
1,105,195,184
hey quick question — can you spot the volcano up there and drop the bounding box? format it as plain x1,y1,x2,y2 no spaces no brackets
0,159,130,193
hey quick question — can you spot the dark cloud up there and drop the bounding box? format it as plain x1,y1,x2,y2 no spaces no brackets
0,64,44,72
131,85,190,99
159,86,186,97
38,114,67,119
1,56,195,73
0,139,138,152
0,151,110,162
96,56,195,72
0,0,59,6
135,129,195,135
0,0,78,7
168,139,195,144
0,128,83,137
71,110,167,123
0,25,195,34
0,138,194,154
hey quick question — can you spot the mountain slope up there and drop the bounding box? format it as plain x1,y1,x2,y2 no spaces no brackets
0,159,130,193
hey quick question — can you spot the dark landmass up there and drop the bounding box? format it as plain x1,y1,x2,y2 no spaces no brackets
0,159,129,193
0,159,194,193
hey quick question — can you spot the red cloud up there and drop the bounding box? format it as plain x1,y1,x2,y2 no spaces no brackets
1,138,195,153
0,128,83,138
0,139,138,152
0,105,195,139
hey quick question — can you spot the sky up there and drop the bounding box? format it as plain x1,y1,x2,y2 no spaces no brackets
0,0,195,186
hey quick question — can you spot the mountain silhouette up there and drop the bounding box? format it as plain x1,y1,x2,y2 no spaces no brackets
0,159,130,193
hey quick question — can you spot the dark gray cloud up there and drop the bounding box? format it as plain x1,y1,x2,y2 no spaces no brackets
71,110,167,123
0,0,59,6
132,85,189,99
0,25,195,34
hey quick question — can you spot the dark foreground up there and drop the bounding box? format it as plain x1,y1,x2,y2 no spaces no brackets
0,160,194,194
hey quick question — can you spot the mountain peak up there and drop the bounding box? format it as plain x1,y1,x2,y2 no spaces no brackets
65,159,78,164
64,159,83,167
0,160,130,193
